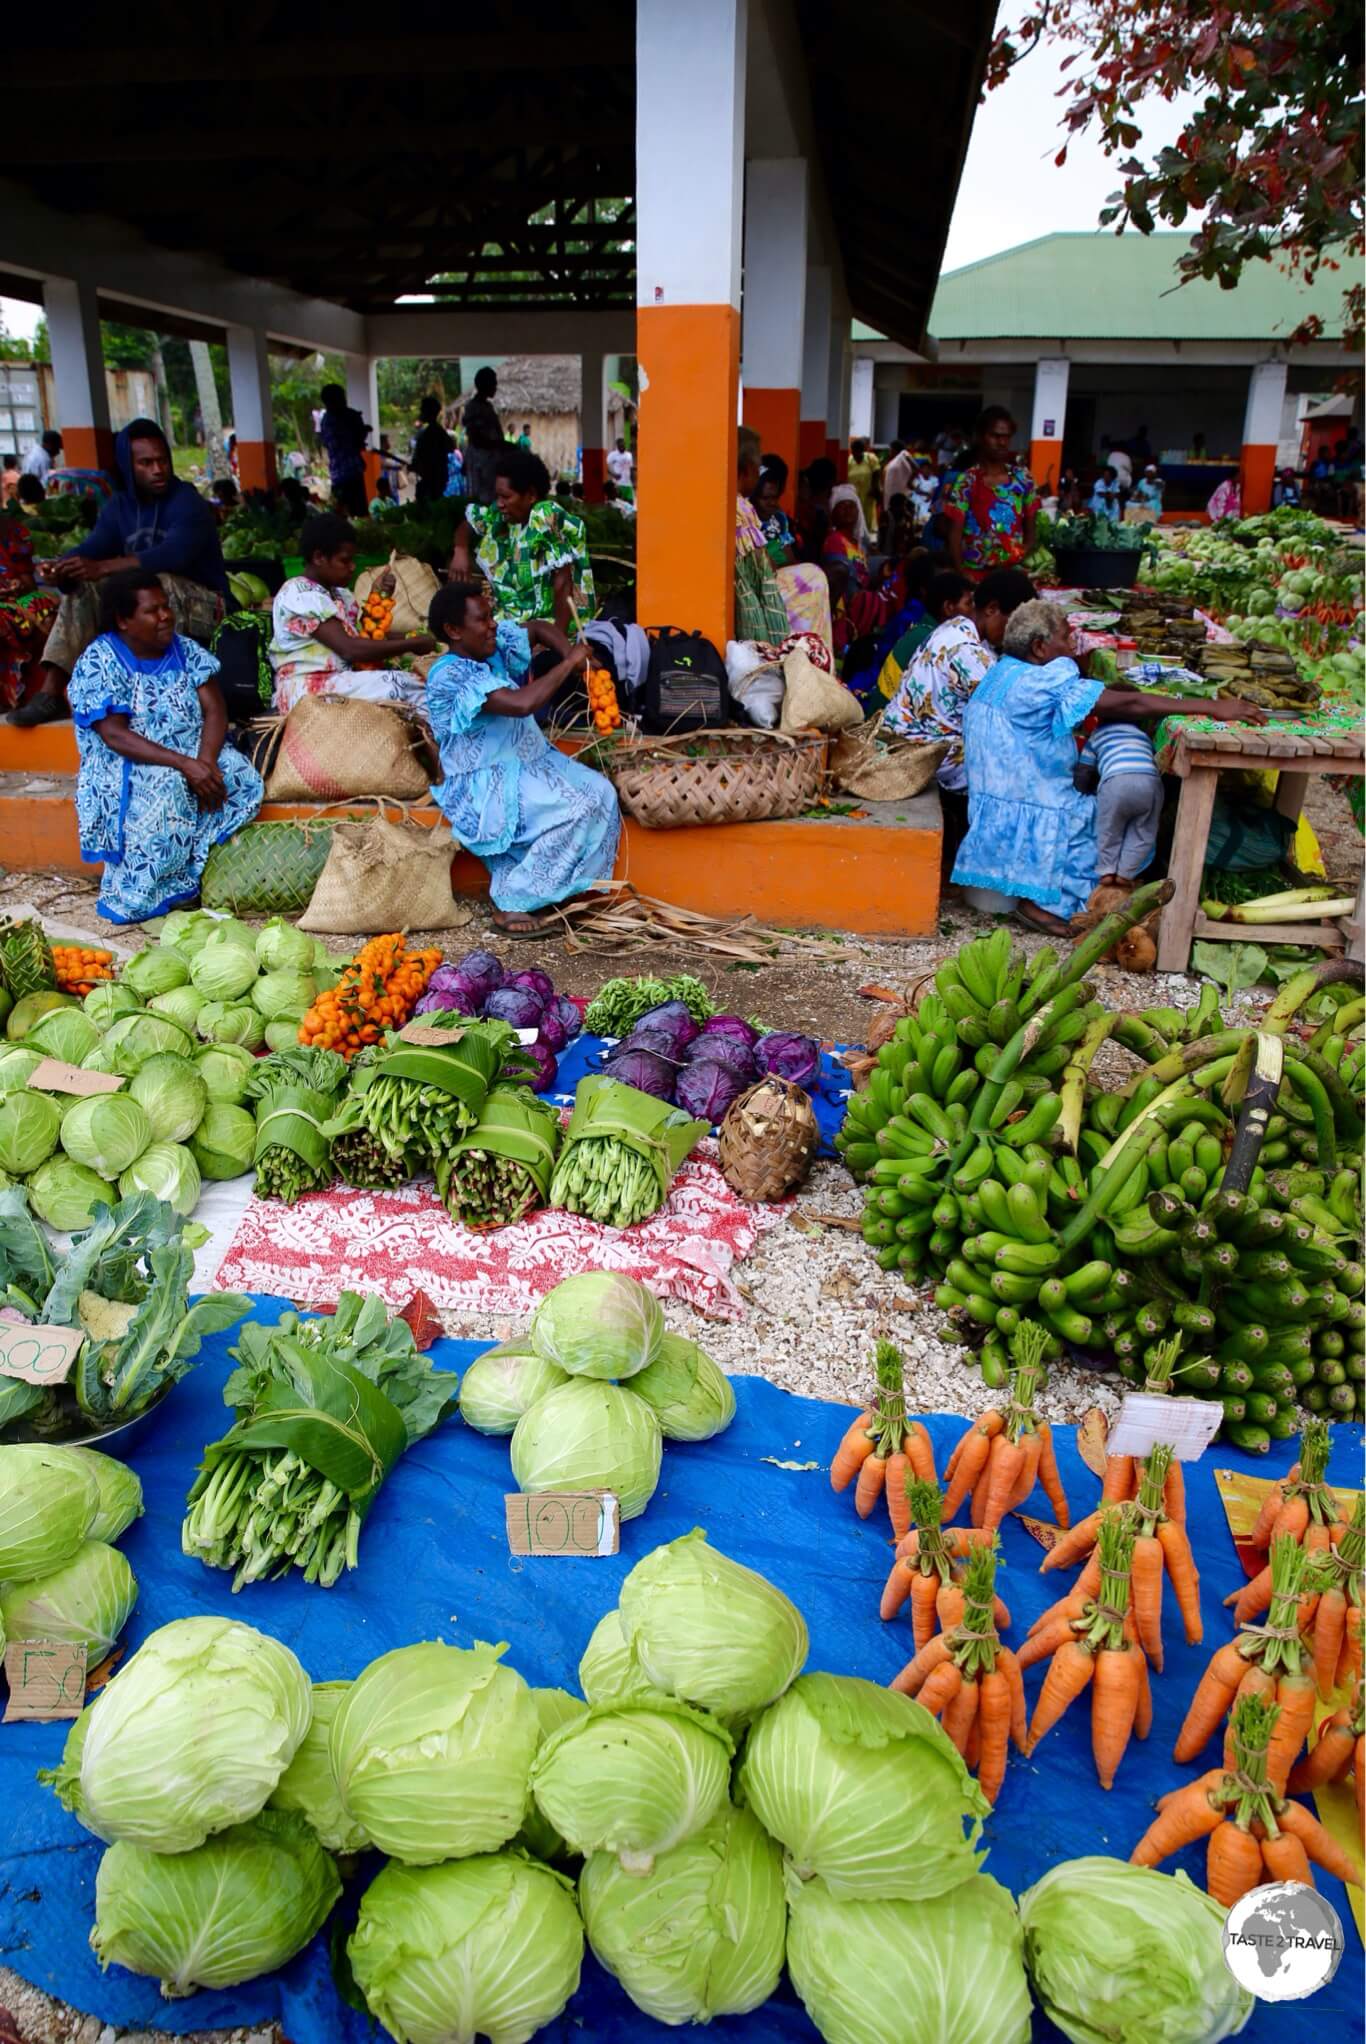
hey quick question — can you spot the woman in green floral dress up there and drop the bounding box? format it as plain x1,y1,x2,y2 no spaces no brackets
449,448,595,633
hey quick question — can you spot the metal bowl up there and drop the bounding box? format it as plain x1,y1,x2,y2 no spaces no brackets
7,1379,174,1453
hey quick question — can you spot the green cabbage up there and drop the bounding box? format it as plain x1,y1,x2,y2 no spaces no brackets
189,931,260,1002
630,1332,736,1440
25,1006,101,1065
264,1018,304,1052
188,1103,256,1179
0,1088,63,1174
0,1541,137,1659
252,969,317,1020
121,946,190,998
786,1871,1032,2044
256,918,318,974
83,983,143,1030
40,1614,311,1852
0,1047,44,1095
529,1269,664,1378
128,1052,208,1143
60,1093,152,1178
350,1851,583,2044
529,1699,732,1874
1018,1856,1255,2044
737,1673,987,1900
7,990,74,1041
578,1608,673,1707
81,1041,119,1074
49,1447,142,1541
330,1640,541,1865
157,908,218,954
28,1156,115,1230
104,1012,194,1077
580,1801,786,2025
197,999,266,1050
193,1042,256,1104
146,986,207,1037
0,1443,98,1581
268,1679,371,1854
118,1140,202,1215
619,1529,807,1718
92,1807,340,1999
510,1380,662,1520
457,1338,569,1434
517,1687,588,1863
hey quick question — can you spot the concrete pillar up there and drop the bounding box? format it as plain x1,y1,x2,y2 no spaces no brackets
346,356,382,501
1029,357,1069,492
636,0,746,645
849,356,874,443
44,276,113,472
826,297,850,477
1242,360,1287,514
580,350,607,501
741,157,808,506
226,325,277,494
799,263,831,472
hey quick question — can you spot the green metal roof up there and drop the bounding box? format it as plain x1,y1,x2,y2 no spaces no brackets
858,233,1344,344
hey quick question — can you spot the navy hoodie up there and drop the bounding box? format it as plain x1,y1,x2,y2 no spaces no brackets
75,425,228,595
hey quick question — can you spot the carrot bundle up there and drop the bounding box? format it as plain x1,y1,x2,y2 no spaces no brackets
1027,1508,1149,1788
942,1325,1071,1534
1225,1418,1350,1626
1132,1693,1361,1906
1174,1536,1318,1790
1095,1336,1187,1524
828,1340,936,1537
1303,1495,1363,1702
888,1541,1026,1803
1288,1682,1364,1824
880,1480,996,1644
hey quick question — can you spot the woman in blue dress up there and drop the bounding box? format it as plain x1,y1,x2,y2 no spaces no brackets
424,580,620,934
69,569,263,924
953,600,1265,933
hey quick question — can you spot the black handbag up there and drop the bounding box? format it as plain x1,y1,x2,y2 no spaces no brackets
640,627,732,733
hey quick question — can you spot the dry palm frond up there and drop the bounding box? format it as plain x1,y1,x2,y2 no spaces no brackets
542,881,862,963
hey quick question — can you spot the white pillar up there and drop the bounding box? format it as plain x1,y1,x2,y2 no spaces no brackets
226,324,277,492
801,262,832,429
827,290,851,462
346,356,380,431
1028,357,1069,490
580,349,607,500
44,275,111,469
1242,359,1288,513
849,356,874,443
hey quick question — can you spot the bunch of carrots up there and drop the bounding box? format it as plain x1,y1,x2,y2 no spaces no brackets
829,1340,936,1538
941,1327,1070,1534
888,1541,1026,1804
1289,1682,1363,1818
586,661,622,735
1132,1691,1359,1905
883,1479,1009,1655
1037,1442,1201,1672
1174,1535,1320,1790
1225,1418,1349,1616
1026,1506,1152,1789
1092,1335,1187,1526
51,943,114,996
298,935,443,1059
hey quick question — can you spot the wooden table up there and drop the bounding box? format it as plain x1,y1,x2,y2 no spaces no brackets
1157,723,1365,973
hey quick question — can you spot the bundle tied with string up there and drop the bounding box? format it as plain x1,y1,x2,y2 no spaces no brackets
354,1018,517,1171
549,1073,707,1227
436,1083,564,1229
247,1047,351,1205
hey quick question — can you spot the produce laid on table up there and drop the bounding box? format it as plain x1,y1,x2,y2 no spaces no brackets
0,1442,142,1661
548,1074,707,1227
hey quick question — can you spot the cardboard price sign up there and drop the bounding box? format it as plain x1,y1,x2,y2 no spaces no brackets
3,1640,88,1721
399,1024,466,1048
27,1058,123,1097
1107,1393,1222,1464
505,1491,620,1557
0,1321,84,1387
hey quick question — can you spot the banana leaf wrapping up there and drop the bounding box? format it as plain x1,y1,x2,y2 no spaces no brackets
251,1085,340,1203
354,1020,520,1165
548,1074,707,1226
436,1083,563,1228
324,1088,416,1190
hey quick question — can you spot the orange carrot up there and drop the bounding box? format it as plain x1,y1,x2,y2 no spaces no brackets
1312,1586,1348,1702
879,1557,915,1623
1269,1492,1310,1546
944,1408,1002,1483
884,1451,912,1539
1006,1431,1043,1515
853,1451,887,1518
979,1433,1025,1533
1131,1534,1165,1673
1040,1510,1102,1574
1273,1797,1362,1884
1036,1421,1070,1528
942,1675,979,1755
1259,1829,1313,1886
1101,1453,1135,1504
1266,1671,1316,1793
1091,1645,1143,1789
944,1426,994,1523
1226,1564,1273,1626
998,1645,1027,1749
1339,1601,1363,1692
839,1339,909,1514
1162,1458,1185,1527
917,1658,962,1716
910,1569,940,1649
1174,1640,1247,1762
977,1668,1010,1803
1131,1772,1226,1865
889,1632,952,1696
1017,1615,1083,1671
1028,1639,1095,1751
830,1408,875,1491
1207,1822,1264,1907
1288,1706,1354,1792
1156,1517,1202,1646
904,1421,936,1485
1133,1632,1153,1741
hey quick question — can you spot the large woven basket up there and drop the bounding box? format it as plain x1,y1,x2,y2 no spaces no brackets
601,728,827,830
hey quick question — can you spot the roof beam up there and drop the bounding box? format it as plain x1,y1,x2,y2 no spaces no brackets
13,32,609,85
19,118,623,165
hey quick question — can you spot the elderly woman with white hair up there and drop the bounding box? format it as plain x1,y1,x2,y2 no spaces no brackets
953,599,1266,934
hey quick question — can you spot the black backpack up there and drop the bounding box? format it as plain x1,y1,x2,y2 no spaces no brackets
640,627,732,733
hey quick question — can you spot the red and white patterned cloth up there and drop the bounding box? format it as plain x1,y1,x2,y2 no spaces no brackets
213,1142,785,1323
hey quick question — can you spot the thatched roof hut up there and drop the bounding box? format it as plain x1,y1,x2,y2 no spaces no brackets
452,356,635,478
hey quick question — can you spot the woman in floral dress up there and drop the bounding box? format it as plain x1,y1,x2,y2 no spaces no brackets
268,514,436,714
69,570,262,924
943,408,1040,579
448,448,595,633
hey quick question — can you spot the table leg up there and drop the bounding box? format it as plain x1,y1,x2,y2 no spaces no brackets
1273,772,1309,824
1157,765,1219,973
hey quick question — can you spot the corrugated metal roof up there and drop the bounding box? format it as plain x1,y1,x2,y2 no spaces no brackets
867,233,1345,345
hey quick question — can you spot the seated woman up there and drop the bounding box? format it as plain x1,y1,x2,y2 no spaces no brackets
448,448,595,633
68,569,263,925
954,599,1267,935
0,513,59,712
269,513,435,713
844,550,936,709
424,581,621,936
734,432,833,658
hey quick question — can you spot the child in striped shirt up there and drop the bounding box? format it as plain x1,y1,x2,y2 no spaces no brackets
1079,721,1163,888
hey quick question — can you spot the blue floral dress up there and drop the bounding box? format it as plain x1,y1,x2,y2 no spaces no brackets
952,653,1102,917
69,633,263,924
425,622,620,913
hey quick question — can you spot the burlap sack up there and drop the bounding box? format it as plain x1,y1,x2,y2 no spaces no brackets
258,695,439,801
298,809,473,934
828,714,947,801
779,645,864,734
355,553,441,637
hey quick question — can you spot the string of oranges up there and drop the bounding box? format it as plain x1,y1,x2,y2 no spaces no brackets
52,944,115,996
298,934,444,1057
586,660,622,735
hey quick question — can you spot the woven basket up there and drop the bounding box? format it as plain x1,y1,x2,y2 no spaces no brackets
601,728,826,830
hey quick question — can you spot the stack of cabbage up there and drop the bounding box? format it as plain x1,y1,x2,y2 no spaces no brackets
458,1269,736,1521
0,1443,142,1665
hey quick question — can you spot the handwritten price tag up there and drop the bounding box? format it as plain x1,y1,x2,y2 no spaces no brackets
0,1322,84,1387
27,1058,123,1097
505,1491,620,1557
3,1640,88,1721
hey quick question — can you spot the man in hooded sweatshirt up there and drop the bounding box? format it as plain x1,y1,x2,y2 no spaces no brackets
10,418,227,726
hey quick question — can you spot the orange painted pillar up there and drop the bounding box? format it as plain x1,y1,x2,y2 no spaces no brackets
635,0,746,648
799,418,826,469
743,389,800,502
1241,361,1287,515
1028,358,1068,493
44,277,114,477
61,426,116,471
740,159,808,510
227,326,279,498
236,441,278,493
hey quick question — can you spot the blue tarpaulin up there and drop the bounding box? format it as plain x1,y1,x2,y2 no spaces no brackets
0,1300,1358,2041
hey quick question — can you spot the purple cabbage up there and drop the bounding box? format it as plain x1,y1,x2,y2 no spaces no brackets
451,948,505,1006
504,967,555,1004
506,1039,558,1093
537,1005,572,1054
633,1000,700,1051
754,1030,821,1087
621,1026,687,1063
415,965,484,1015
674,1057,748,1124
548,994,582,1043
483,986,546,1030
602,1047,677,1099
697,1014,759,1049
683,1033,754,1081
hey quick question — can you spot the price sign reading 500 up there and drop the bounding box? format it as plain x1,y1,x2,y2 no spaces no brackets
0,1323,84,1387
